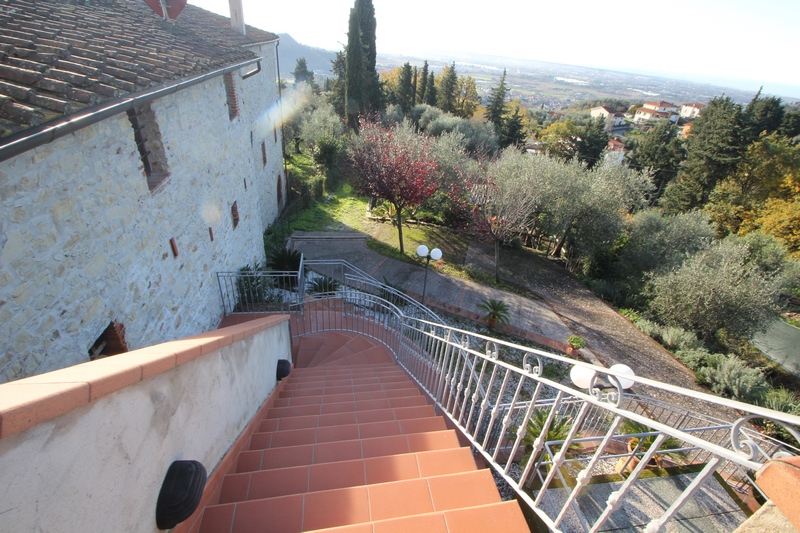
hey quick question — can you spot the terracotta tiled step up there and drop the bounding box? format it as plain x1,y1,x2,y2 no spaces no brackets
281,373,411,392
250,415,447,451
235,429,462,473
278,380,418,399
288,363,400,378
219,447,480,503
272,388,422,409
262,396,429,425
306,502,530,533
201,470,505,533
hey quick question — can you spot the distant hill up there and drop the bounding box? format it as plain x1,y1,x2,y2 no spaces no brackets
277,34,337,79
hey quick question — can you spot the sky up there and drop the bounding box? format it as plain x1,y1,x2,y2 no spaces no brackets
189,0,800,98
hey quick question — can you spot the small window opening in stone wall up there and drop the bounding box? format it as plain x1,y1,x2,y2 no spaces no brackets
231,201,240,229
277,175,283,208
261,140,267,166
223,72,240,121
127,105,170,191
273,127,278,143
89,321,129,360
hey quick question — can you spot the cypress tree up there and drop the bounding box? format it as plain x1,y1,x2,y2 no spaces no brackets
486,69,508,133
355,0,381,112
345,9,364,130
417,61,429,104
436,62,458,114
424,73,437,106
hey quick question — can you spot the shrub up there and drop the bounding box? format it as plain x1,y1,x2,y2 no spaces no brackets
310,175,325,199
660,326,701,351
567,335,586,349
520,409,580,467
308,275,341,294
761,387,799,415
759,388,800,443
649,238,783,341
634,318,661,339
695,354,770,404
619,308,641,322
588,279,626,306
236,263,269,304
674,348,712,371
267,247,302,289
477,298,511,326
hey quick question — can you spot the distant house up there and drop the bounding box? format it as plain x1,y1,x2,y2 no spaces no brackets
591,106,625,127
634,106,678,124
605,137,627,165
590,106,613,119
680,102,707,119
642,101,678,113
609,112,626,127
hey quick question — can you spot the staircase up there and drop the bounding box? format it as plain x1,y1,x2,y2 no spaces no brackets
198,331,529,533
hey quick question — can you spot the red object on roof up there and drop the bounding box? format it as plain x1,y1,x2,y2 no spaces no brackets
143,0,188,20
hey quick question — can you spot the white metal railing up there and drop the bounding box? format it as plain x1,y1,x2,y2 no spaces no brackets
284,288,800,533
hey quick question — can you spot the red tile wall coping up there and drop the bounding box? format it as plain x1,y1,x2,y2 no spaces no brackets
756,456,800,532
406,291,574,355
175,371,290,533
0,315,290,440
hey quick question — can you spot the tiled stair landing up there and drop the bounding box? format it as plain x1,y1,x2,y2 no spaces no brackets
198,331,529,533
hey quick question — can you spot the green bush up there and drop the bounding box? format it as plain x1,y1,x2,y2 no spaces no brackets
761,387,799,414
477,298,511,326
660,326,701,351
619,308,642,322
520,409,580,467
308,275,341,294
634,318,661,339
567,335,586,349
695,354,770,404
236,263,269,303
267,247,302,289
674,348,712,371
310,175,325,199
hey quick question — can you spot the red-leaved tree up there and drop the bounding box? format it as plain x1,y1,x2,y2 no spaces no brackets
348,119,439,253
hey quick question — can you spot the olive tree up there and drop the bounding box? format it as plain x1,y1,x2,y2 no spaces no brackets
649,237,784,340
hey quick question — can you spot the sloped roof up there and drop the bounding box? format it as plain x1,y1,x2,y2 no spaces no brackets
0,0,277,138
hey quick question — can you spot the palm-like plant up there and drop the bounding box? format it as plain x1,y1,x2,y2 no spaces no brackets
267,247,302,289
477,298,510,326
619,419,682,465
309,276,341,294
520,408,580,467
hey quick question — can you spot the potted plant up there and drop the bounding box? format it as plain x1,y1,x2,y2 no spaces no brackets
566,335,586,355
615,419,681,474
477,298,510,327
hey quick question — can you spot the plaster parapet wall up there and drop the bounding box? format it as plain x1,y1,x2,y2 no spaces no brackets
0,315,290,532
0,40,284,382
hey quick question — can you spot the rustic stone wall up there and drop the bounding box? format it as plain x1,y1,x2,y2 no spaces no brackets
0,42,284,382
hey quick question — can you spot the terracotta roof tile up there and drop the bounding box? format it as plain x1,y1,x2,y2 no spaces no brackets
0,0,278,139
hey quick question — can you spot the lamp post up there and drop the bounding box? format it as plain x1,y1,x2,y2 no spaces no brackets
416,244,442,306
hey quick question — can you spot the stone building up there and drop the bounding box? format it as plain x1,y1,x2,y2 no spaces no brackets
0,1,285,382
